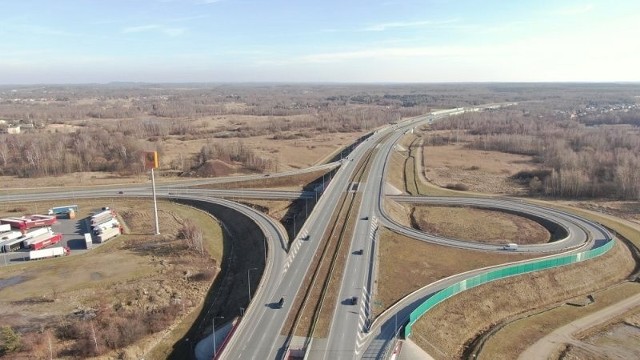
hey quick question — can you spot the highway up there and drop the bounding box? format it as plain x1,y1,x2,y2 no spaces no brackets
219,132,376,359
0,103,614,360
300,105,612,359
0,161,340,195
0,188,315,202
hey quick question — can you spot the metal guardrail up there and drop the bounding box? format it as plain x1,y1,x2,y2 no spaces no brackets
404,237,615,337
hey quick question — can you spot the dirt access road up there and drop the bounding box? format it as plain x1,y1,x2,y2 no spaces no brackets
518,292,640,360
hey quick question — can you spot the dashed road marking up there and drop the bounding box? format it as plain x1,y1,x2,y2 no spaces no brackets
283,229,308,273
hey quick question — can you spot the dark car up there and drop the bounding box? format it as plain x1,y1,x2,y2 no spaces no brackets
354,249,363,255
278,297,284,308
350,296,358,305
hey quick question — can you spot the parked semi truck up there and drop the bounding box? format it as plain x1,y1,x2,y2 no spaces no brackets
26,233,63,250
48,205,79,215
84,233,93,249
20,227,53,246
1,237,24,252
97,226,121,243
93,218,120,234
0,230,22,242
0,215,57,232
29,246,70,260
91,215,113,225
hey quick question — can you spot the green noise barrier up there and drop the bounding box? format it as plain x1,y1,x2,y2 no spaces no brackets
404,238,614,337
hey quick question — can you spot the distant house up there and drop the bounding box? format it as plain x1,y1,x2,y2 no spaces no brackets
5,126,20,134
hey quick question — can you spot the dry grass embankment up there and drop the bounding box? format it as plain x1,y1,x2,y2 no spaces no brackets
0,199,223,359
410,206,550,245
374,228,539,317
411,239,635,359
391,128,640,359
470,202,640,360
194,167,333,191
422,142,536,195
560,301,640,360
479,281,640,360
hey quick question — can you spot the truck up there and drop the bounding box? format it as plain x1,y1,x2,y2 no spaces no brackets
29,246,70,260
0,224,11,233
0,230,22,242
502,243,519,251
0,215,57,232
20,227,53,246
84,233,93,249
28,233,63,251
93,218,119,234
22,227,52,240
97,226,121,243
90,210,115,226
48,205,79,216
1,237,24,252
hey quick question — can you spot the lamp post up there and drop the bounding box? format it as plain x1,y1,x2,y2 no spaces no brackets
247,268,258,303
212,315,224,358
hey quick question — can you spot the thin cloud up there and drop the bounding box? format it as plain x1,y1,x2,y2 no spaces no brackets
168,14,209,22
362,19,459,32
554,4,594,16
122,24,161,33
122,25,186,37
163,28,186,37
298,46,473,63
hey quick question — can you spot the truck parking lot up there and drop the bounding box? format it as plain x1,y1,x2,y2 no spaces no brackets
0,208,120,265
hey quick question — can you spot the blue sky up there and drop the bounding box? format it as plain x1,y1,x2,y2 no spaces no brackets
1,0,639,84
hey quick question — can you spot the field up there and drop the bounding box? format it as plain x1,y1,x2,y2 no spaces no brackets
408,206,550,245
393,128,640,359
0,199,223,358
411,240,635,359
1,84,639,358
422,142,537,195
375,228,540,317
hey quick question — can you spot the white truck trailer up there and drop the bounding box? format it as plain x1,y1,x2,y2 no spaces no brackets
97,227,121,243
84,233,93,249
29,246,70,260
93,218,120,234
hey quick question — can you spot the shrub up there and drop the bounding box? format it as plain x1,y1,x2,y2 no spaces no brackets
0,326,22,354
445,183,469,191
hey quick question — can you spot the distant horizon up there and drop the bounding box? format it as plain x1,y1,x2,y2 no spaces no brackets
2,0,639,84
2,80,640,88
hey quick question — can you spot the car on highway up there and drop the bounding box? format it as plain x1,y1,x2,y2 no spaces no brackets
349,296,358,305
354,249,363,255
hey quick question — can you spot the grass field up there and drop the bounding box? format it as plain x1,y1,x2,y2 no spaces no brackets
411,239,635,359
410,205,550,245
478,281,640,360
393,131,640,359
422,142,536,195
0,198,223,358
375,228,539,317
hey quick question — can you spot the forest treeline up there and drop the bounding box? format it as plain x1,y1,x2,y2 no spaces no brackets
1,84,639,189
428,107,640,200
